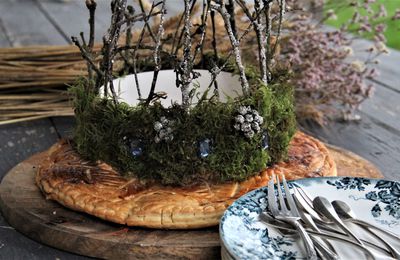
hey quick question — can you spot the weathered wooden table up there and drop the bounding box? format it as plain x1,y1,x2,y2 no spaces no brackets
0,0,399,259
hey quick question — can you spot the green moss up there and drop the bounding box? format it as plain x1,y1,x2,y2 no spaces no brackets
71,62,296,186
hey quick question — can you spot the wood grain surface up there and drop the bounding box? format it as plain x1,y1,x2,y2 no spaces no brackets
0,146,383,260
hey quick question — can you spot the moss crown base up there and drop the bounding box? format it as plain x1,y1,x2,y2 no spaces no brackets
72,70,296,186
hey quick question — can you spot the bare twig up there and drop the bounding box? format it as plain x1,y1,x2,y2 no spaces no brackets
99,0,128,103
192,0,210,63
255,0,268,84
71,36,103,77
180,0,194,109
226,0,237,38
132,1,161,100
173,0,197,56
123,5,143,99
125,5,135,55
79,32,87,47
210,9,218,63
210,8,219,93
86,0,96,50
263,0,273,77
205,4,266,92
118,10,162,26
170,12,185,54
211,1,249,96
84,0,97,87
271,0,285,60
116,44,155,52
236,0,268,84
138,0,158,43
146,0,166,105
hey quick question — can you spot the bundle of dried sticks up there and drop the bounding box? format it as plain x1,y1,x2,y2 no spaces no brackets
0,45,96,125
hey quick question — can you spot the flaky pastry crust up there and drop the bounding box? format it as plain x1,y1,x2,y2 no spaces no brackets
36,131,336,229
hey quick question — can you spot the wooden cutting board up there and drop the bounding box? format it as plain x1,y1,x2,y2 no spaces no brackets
0,144,383,260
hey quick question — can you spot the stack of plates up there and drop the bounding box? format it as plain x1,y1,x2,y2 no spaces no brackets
219,177,400,259
221,242,235,260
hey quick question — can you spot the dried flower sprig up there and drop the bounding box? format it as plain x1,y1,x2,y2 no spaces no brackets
283,0,399,123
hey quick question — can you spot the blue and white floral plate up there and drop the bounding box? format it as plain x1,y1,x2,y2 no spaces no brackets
220,177,400,260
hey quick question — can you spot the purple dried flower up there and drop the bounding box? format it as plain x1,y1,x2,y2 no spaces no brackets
359,23,372,33
375,4,387,18
392,9,400,20
375,23,386,33
282,0,388,122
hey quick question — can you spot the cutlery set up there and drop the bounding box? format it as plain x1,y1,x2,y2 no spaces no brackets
261,175,400,260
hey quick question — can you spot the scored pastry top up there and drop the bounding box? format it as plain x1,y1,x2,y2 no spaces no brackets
36,131,336,229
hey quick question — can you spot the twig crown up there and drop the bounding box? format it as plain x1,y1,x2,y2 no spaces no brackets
73,0,286,109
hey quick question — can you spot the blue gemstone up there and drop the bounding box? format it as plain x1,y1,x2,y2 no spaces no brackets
131,147,143,157
129,140,143,157
262,132,269,150
199,139,211,158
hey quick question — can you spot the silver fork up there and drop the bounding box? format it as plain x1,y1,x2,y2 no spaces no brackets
267,174,318,260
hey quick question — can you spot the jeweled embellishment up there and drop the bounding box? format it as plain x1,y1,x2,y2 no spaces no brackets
234,106,264,138
262,132,269,150
128,139,143,157
199,139,211,158
154,116,174,143
122,136,143,157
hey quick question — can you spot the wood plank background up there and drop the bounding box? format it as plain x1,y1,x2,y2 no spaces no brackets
0,0,399,259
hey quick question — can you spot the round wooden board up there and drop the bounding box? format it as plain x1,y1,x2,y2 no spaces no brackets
0,145,383,260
